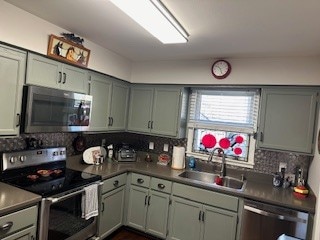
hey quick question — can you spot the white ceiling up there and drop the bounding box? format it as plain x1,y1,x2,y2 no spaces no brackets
5,0,320,61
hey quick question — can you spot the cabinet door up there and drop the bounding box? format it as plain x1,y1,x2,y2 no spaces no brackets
109,81,129,131
127,86,153,133
258,88,318,154
0,46,26,136
89,73,112,131
62,64,88,93
202,205,238,240
99,186,125,239
152,87,181,136
127,185,148,231
168,197,202,240
146,190,170,239
26,53,62,89
2,226,36,240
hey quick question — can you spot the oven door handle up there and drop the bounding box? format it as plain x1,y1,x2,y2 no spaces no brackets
244,205,307,224
46,182,103,203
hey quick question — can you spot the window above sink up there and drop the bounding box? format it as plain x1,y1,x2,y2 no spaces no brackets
186,88,260,168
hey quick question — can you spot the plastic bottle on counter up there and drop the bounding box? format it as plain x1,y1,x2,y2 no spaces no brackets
107,144,113,160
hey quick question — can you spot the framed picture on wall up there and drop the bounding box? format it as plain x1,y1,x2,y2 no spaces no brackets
47,34,90,68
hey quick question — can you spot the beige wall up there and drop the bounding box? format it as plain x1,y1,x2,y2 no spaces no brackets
131,57,320,85
0,1,132,81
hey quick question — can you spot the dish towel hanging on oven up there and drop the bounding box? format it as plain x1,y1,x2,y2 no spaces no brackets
81,183,99,220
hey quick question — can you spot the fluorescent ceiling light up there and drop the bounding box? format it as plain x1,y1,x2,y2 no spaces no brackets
110,0,189,44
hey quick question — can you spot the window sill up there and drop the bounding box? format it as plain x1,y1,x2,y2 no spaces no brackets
186,151,254,169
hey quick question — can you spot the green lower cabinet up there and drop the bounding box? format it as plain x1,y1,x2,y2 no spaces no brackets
168,197,202,240
127,185,149,231
168,196,238,240
146,190,170,238
202,205,238,240
99,186,125,239
2,226,36,240
127,185,170,239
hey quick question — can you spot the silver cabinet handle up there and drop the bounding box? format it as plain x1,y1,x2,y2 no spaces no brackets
58,71,62,83
101,202,105,212
147,121,151,129
0,221,13,231
260,132,264,142
150,121,153,129
16,113,20,127
158,183,165,189
137,178,144,184
62,72,66,84
113,180,119,187
198,211,202,221
144,195,148,205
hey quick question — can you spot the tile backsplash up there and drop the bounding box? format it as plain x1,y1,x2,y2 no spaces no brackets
0,132,310,177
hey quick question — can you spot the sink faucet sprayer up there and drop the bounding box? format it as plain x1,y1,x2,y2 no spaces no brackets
208,147,226,177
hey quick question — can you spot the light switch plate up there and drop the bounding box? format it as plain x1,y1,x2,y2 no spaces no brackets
149,142,154,150
163,144,169,152
279,162,287,172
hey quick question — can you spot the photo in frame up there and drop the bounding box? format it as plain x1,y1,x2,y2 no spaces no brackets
47,34,90,67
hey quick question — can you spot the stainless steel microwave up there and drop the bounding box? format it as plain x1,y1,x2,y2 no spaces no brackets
21,85,92,133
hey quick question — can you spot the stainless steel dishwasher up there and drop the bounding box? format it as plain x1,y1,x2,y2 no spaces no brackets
240,199,309,240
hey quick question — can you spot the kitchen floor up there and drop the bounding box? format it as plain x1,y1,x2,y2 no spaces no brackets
105,228,161,240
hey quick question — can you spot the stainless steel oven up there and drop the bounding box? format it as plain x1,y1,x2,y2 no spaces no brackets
40,183,102,240
240,199,310,240
0,147,102,240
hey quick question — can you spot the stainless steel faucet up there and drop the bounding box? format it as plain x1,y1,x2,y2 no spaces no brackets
208,147,226,177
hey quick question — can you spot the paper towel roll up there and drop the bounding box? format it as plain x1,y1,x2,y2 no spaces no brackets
171,146,186,170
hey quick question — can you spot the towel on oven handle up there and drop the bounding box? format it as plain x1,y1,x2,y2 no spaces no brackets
81,183,99,220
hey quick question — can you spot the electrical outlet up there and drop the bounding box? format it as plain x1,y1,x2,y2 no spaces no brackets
163,143,169,152
149,142,154,150
279,162,287,172
101,139,106,147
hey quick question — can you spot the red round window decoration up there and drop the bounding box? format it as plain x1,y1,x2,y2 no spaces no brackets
202,134,216,148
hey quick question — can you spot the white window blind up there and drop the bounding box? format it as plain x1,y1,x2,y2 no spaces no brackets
188,89,260,134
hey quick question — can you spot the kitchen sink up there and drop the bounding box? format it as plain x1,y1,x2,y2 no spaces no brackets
178,170,246,191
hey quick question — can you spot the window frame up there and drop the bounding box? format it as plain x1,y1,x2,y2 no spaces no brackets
186,87,260,168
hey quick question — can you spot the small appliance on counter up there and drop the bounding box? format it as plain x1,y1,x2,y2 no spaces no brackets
82,146,106,165
115,143,137,162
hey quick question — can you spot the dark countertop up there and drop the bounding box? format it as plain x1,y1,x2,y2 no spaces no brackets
67,155,316,214
0,182,41,216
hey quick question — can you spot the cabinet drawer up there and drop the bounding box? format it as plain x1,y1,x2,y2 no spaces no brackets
150,177,172,194
131,173,150,188
102,173,127,194
0,205,38,238
172,183,238,212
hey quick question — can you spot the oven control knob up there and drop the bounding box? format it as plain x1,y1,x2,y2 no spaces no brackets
9,156,16,164
19,156,26,162
59,183,63,188
51,185,56,190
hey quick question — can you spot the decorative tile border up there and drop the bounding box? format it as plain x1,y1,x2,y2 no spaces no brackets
0,132,311,176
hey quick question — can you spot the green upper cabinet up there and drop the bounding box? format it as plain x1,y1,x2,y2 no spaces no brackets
109,81,130,131
89,72,129,132
0,45,26,136
257,87,319,154
127,86,154,133
128,85,188,138
26,53,88,93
